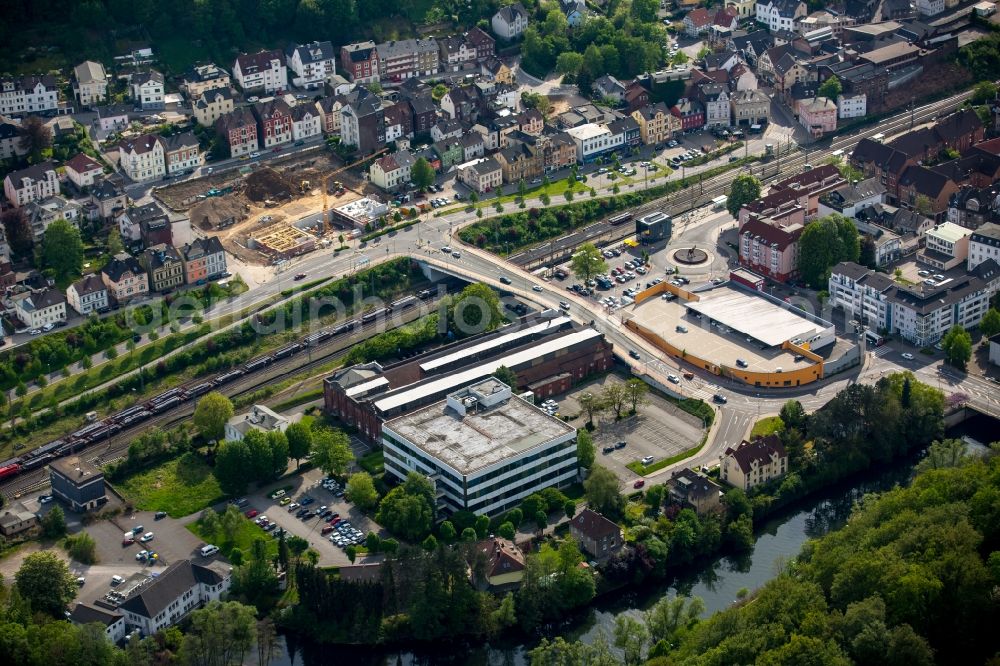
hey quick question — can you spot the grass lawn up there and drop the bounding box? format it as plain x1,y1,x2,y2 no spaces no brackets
118,453,224,518
187,515,279,561
626,438,706,476
359,450,385,476
750,416,784,438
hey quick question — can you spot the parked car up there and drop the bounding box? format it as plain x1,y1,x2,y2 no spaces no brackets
614,441,627,450
294,273,307,280
154,511,167,520
139,532,155,543
629,350,641,359
245,509,259,519
713,394,727,404
633,479,645,489
641,456,654,465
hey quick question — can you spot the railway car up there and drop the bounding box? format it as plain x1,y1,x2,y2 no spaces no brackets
0,461,22,481
112,405,148,422
150,396,183,413
273,343,302,359
212,369,245,386
244,357,271,372
118,410,152,427
24,440,63,461
361,308,389,324
188,382,213,397
21,455,54,472
392,296,418,310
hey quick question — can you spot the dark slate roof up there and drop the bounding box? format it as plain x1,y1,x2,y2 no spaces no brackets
5,161,57,187
343,86,382,117
162,131,198,152
570,509,620,540
119,561,197,619
91,178,125,201
19,288,65,311
235,49,283,73
70,604,122,627
71,274,107,296
495,2,528,23
195,87,233,109
181,236,225,261
475,537,525,577
102,253,144,282
342,41,377,62
898,165,952,198
215,107,257,134
252,98,292,122
132,70,164,86
286,41,335,64
725,435,787,474
119,134,162,156
669,468,721,502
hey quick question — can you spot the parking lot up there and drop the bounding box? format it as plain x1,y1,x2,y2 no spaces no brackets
239,466,385,566
557,374,704,484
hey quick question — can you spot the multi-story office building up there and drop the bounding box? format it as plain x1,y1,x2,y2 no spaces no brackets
382,378,578,516
968,223,1000,271
918,222,973,271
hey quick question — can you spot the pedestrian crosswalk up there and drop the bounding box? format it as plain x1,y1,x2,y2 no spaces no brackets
871,345,893,358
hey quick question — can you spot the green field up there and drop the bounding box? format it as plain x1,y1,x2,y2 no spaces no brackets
117,453,224,518
750,416,784,438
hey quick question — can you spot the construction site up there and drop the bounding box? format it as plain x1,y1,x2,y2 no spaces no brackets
154,149,378,266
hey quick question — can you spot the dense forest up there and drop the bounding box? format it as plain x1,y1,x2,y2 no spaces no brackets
532,441,1000,665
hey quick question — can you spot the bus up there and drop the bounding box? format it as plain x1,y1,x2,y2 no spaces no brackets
871,133,885,143
865,330,885,347
749,124,763,134
608,212,633,226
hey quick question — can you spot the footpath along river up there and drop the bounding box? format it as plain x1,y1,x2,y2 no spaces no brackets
269,413,997,666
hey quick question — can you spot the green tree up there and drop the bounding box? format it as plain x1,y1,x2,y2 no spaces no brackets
438,520,457,543
556,51,584,75
14,551,77,617
41,505,66,539
614,614,649,666
376,471,434,541
411,157,435,191
215,439,250,496
220,504,243,544
578,391,606,425
913,194,935,216
940,325,972,370
285,422,312,469
266,430,289,479
194,392,234,441
571,242,608,281
726,172,763,218
431,84,448,101
346,471,379,510
449,282,504,335
645,595,706,645
971,80,998,105
798,213,860,289
583,464,623,516
564,499,577,518
697,45,713,60
497,521,516,540
475,514,490,538
310,427,354,477
493,365,519,390
779,399,806,432
979,308,1000,338
66,532,98,564
818,75,842,100
107,228,124,255
178,600,257,666
602,381,629,419
625,378,649,413
576,429,595,469
41,219,84,285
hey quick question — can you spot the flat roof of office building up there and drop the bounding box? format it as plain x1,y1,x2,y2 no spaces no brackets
686,287,822,347
373,328,602,413
419,316,571,372
384,380,574,475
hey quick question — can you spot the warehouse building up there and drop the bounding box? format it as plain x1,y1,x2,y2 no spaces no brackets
382,377,578,516
324,313,613,441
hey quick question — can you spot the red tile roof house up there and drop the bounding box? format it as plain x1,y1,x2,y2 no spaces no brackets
64,153,104,189
684,8,713,36
569,508,623,561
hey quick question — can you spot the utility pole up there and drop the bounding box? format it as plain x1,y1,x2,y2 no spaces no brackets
909,97,915,130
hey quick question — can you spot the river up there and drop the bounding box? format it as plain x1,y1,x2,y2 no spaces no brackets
270,414,995,666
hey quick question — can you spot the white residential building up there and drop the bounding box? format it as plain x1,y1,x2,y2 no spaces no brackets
64,153,104,189
721,436,788,490
118,560,232,637
69,605,126,644
369,150,415,191
15,289,67,329
829,260,1000,346
3,161,59,207
381,378,579,516
0,75,60,116
118,134,166,182
755,0,807,32
837,93,867,119
130,71,164,110
968,223,1000,271
233,50,287,94
492,3,530,40
291,105,323,141
66,274,110,315
564,123,614,163
285,41,337,90
225,405,290,442
96,104,131,133
72,61,108,106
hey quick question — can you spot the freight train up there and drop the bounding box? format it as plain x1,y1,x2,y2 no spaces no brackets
0,293,431,484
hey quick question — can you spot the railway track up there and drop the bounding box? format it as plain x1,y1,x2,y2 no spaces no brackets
0,293,445,500
509,90,972,269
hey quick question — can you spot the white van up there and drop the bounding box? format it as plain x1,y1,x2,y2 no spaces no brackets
200,544,220,557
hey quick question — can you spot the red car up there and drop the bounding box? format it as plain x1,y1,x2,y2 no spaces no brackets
294,273,307,281
633,479,645,489
321,525,334,535
245,509,259,519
